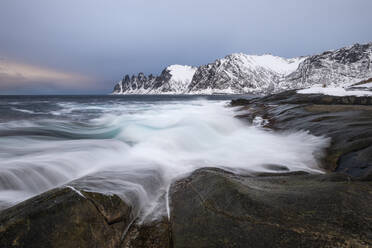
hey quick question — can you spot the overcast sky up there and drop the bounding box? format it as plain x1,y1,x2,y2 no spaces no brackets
0,0,372,94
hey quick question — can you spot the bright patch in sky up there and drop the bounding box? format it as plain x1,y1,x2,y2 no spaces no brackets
0,59,91,91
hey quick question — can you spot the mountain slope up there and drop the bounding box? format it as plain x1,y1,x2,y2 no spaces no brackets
187,54,305,94
283,43,372,89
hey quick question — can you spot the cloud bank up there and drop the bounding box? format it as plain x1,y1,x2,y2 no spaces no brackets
0,59,93,93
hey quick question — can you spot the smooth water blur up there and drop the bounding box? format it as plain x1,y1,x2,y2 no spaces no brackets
0,95,330,221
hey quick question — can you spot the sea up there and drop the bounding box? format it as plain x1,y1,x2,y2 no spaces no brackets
0,95,329,221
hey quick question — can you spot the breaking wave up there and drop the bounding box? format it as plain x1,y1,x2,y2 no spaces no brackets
0,98,330,221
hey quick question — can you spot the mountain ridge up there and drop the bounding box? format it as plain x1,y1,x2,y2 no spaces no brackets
113,42,372,95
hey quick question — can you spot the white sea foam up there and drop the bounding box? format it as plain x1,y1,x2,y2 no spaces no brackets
10,107,37,114
0,99,330,221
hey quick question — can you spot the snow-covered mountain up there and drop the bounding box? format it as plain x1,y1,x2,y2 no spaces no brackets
113,65,196,94
283,43,372,89
113,42,372,95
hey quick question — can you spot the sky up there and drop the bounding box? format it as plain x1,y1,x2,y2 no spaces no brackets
0,0,372,94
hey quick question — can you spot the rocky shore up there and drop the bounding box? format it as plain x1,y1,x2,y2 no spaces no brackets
1,91,372,247
231,90,372,179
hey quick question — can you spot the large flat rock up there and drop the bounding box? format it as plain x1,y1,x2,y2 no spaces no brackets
170,168,372,248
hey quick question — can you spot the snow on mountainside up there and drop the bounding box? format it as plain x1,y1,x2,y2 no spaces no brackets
283,43,372,89
187,54,306,94
113,42,372,95
165,65,197,92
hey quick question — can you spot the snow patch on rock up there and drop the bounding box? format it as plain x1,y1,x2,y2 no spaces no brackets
297,86,372,97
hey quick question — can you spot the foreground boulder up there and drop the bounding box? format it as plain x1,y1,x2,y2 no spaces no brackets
232,91,372,178
170,168,372,248
0,187,133,248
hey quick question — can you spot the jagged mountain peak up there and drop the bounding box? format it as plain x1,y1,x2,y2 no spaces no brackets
113,64,197,94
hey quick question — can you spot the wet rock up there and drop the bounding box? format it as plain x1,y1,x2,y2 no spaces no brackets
170,168,372,248
261,90,372,105
230,98,251,106
262,164,290,172
122,218,171,248
231,91,372,178
0,187,133,248
121,190,171,248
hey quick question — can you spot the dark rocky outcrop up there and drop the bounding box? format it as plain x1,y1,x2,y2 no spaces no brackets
2,167,370,248
170,168,372,248
230,98,251,106
0,175,172,248
231,91,372,178
0,187,133,248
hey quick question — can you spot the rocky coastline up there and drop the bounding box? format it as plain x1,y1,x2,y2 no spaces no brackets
1,91,372,247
